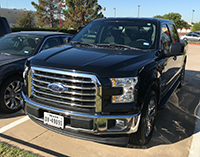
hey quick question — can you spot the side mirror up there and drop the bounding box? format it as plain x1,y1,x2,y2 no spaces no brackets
65,36,72,44
169,42,184,56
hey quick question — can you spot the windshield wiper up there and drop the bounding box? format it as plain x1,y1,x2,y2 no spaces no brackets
70,41,97,48
97,43,141,50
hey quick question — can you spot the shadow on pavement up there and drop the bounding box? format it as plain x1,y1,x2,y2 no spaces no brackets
0,133,69,157
145,70,200,148
0,109,25,119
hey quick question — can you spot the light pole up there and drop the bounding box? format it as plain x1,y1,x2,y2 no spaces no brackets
137,5,140,17
113,8,116,17
192,9,195,23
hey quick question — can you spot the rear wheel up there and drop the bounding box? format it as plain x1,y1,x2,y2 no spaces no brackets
129,90,157,145
0,76,23,113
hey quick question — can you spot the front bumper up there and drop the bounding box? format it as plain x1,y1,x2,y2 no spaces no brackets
22,92,141,145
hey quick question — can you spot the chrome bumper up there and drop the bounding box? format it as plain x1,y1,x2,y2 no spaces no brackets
22,92,141,135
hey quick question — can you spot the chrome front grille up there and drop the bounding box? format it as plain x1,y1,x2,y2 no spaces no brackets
28,67,102,110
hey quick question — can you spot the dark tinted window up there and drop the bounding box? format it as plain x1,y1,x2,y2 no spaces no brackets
161,24,172,50
0,34,43,56
41,37,62,51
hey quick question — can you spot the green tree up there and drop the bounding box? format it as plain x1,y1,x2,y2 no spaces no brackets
192,22,200,32
16,11,36,28
154,13,190,29
63,0,104,29
31,0,61,28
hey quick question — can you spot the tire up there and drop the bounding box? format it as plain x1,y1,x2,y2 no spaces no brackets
0,76,23,113
178,63,186,89
129,90,157,145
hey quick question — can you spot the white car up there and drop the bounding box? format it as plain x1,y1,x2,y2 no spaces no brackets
180,32,200,41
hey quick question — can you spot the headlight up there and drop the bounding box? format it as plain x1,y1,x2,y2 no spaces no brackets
110,77,138,103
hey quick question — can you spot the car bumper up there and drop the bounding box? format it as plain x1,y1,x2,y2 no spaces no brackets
22,92,141,145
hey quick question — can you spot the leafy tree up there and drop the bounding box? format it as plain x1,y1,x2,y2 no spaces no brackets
63,0,104,29
192,22,200,32
16,11,36,28
31,0,61,28
154,13,191,29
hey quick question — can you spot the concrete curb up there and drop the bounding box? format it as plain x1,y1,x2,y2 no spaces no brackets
188,43,200,46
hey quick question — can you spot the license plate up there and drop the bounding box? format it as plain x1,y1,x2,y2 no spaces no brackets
44,112,64,129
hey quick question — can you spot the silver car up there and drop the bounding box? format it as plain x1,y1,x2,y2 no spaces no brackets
180,32,200,41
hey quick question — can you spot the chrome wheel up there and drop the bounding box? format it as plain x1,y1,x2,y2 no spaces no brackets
145,99,156,137
4,80,22,110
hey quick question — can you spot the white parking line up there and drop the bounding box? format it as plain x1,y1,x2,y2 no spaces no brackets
189,101,200,157
0,116,29,134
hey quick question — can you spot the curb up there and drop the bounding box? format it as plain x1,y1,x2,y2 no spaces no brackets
188,43,200,46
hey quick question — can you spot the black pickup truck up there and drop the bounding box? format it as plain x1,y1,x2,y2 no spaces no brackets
22,18,187,146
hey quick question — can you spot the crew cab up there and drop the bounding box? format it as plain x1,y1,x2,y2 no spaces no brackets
22,18,187,146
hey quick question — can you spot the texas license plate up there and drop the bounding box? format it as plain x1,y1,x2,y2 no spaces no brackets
44,112,64,129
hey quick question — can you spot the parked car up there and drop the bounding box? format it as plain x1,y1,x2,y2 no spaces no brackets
22,18,187,146
0,17,11,37
180,32,200,41
0,31,73,113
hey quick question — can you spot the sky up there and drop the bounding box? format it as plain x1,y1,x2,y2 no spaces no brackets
0,0,199,23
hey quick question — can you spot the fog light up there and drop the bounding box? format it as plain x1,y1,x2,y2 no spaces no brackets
107,119,127,131
116,119,125,127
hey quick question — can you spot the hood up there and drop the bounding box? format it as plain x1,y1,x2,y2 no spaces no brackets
31,45,155,77
0,54,27,67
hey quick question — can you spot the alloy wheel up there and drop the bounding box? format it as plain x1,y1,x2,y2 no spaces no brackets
4,80,22,110
144,99,156,137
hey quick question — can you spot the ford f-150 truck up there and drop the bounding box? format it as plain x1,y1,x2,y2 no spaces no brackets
22,18,187,146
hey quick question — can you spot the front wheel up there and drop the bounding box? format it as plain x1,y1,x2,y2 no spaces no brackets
0,76,23,113
129,90,157,145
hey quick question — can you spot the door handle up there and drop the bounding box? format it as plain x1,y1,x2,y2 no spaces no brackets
173,56,177,60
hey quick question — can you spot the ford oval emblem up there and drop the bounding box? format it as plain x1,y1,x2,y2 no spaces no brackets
48,83,67,93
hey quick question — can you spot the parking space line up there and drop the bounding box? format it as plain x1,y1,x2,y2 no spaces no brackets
0,116,29,134
189,101,200,157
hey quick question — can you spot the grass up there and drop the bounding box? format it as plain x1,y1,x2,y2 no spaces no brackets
0,142,41,157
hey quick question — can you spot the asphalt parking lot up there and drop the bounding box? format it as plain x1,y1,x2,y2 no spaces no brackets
0,45,200,157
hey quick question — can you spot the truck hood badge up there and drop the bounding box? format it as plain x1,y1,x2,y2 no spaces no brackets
48,83,67,93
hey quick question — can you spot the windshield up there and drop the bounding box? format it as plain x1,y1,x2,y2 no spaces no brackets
0,34,43,56
71,20,157,50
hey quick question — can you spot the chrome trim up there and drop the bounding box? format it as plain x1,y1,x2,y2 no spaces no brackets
22,92,141,135
32,79,96,90
32,88,96,102
33,72,94,84
32,82,95,96
32,93,95,108
28,66,102,111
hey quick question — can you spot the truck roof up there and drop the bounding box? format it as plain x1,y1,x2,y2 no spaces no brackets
93,17,174,24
